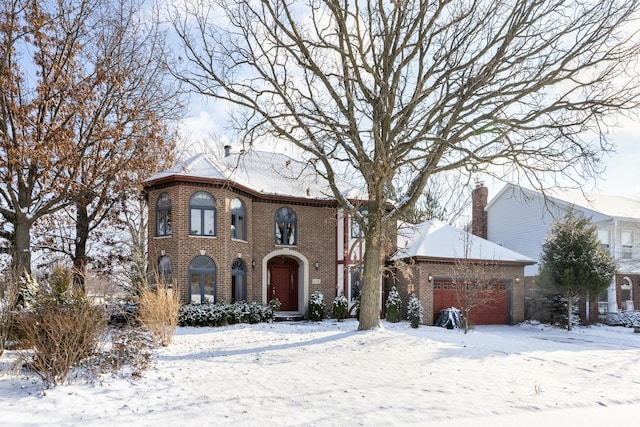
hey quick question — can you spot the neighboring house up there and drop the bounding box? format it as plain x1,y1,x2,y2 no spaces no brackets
473,182,640,319
391,220,534,325
142,148,534,324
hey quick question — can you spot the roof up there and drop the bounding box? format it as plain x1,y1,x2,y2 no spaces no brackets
144,150,364,201
487,183,640,220
393,220,536,264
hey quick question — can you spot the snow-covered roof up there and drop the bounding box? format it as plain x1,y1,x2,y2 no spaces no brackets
144,150,364,201
487,183,640,220
393,220,535,264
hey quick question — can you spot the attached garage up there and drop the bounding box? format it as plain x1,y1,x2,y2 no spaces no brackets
432,280,509,325
391,220,535,326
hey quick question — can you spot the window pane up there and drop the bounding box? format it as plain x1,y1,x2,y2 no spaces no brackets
275,222,284,244
190,209,201,235
192,192,214,207
204,273,215,302
204,210,215,235
157,211,166,235
191,274,201,304
166,210,172,234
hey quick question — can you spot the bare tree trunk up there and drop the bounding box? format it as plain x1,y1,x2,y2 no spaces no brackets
359,220,384,330
72,200,90,294
12,219,32,277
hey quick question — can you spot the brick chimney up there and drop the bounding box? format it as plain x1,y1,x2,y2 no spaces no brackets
472,182,488,239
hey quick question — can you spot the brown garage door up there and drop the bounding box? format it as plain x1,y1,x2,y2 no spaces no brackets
433,281,510,325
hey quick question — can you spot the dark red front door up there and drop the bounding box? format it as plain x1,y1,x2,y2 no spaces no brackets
269,259,298,311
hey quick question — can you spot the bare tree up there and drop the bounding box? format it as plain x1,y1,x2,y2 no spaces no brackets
169,0,640,329
450,238,506,333
0,0,183,279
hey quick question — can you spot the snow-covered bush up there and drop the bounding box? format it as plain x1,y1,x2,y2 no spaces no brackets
308,291,325,321
606,311,640,327
407,294,423,328
435,307,462,329
385,286,402,323
179,301,276,327
331,292,348,321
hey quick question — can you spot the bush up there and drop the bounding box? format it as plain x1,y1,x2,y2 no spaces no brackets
331,292,348,321
178,301,276,327
606,311,640,327
308,291,325,321
137,283,180,346
435,307,462,329
407,294,423,328
14,269,108,387
385,286,402,323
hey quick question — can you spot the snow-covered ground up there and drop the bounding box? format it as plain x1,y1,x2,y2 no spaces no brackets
2,319,640,426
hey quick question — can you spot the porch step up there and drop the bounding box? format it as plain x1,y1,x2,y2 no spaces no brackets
274,312,305,322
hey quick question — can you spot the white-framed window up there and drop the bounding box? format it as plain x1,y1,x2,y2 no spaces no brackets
598,229,610,254
621,230,633,259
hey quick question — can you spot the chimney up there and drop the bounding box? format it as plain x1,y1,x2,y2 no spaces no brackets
472,181,488,239
224,145,231,157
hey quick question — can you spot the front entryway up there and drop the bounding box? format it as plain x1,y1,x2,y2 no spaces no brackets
268,257,299,311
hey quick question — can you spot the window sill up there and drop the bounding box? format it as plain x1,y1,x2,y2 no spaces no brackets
188,234,218,239
231,238,248,244
154,235,173,239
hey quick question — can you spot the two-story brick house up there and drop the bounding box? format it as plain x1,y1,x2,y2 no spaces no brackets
143,148,371,317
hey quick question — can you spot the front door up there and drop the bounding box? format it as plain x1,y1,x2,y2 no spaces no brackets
269,258,299,311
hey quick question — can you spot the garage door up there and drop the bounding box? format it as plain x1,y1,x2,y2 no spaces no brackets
433,281,510,325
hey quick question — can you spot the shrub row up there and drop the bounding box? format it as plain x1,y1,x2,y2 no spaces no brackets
606,311,640,327
178,301,277,327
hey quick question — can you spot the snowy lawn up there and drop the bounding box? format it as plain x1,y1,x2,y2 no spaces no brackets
1,319,640,426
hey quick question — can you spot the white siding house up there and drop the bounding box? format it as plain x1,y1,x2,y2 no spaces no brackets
478,183,640,315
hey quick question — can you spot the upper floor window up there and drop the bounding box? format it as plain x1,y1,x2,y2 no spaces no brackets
350,207,368,238
231,198,246,240
598,229,610,254
275,207,297,245
190,192,216,236
156,192,172,236
158,255,173,284
621,231,633,259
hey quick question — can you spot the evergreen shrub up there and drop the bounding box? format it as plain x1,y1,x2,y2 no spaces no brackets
385,286,402,323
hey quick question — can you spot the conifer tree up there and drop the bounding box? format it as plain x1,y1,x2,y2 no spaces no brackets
538,209,617,330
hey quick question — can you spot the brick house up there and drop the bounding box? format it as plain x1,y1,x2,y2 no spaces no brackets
143,148,533,323
143,149,372,317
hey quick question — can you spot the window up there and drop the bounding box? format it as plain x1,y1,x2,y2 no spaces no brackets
621,231,633,259
350,208,367,238
189,256,216,304
275,207,297,245
231,198,246,240
156,193,172,236
190,192,216,236
158,255,173,284
350,265,363,302
598,229,610,254
231,258,247,302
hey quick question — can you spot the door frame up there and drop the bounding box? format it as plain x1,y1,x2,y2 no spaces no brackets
261,249,310,315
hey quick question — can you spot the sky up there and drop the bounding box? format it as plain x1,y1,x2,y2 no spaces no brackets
2,319,640,425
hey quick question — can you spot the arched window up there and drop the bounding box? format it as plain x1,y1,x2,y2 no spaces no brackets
189,192,216,236
275,207,297,245
189,256,216,303
156,192,172,236
231,258,247,302
158,255,173,284
231,198,246,240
